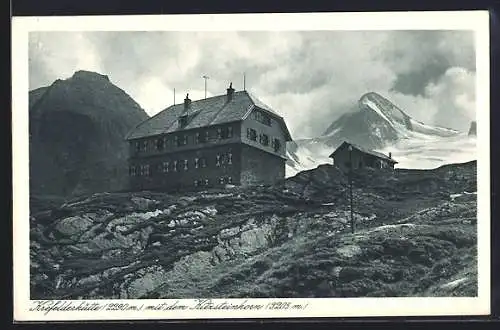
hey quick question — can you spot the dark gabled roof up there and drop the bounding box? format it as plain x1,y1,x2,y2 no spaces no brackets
329,141,398,163
126,90,292,141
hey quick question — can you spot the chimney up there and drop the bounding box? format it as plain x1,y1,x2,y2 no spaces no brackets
184,93,191,112
226,82,235,102
389,152,392,159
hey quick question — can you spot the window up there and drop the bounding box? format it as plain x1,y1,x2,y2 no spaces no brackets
140,164,150,176
205,131,210,142
227,126,233,138
227,151,233,165
216,154,221,167
194,180,199,187
129,166,136,176
156,138,164,151
182,135,188,146
217,128,222,139
174,135,180,147
195,132,200,144
272,138,281,152
183,159,188,171
260,133,269,146
194,158,199,169
179,115,188,127
200,157,207,168
205,179,209,186
135,142,140,152
142,140,148,152
173,160,178,172
247,128,257,141
219,177,225,185
228,176,232,184
163,161,169,173
253,110,272,126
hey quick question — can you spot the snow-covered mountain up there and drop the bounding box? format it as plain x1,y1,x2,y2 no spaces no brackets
286,92,475,177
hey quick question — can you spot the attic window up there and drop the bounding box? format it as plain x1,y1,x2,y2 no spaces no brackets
179,115,188,127
253,110,272,126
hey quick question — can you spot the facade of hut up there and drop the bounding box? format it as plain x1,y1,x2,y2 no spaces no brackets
125,84,292,191
329,141,397,172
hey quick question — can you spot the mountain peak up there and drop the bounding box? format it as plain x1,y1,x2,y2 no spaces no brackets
468,121,477,136
71,70,110,82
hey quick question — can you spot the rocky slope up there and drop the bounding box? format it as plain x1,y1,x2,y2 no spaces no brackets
30,161,477,299
29,71,149,197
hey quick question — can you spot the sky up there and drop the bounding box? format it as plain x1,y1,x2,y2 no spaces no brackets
28,30,476,139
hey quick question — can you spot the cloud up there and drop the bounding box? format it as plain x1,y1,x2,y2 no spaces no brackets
28,30,476,139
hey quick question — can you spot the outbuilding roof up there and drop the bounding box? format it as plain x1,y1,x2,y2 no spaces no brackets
329,141,398,163
126,90,292,141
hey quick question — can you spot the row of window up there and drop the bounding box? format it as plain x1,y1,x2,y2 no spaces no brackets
134,126,234,153
194,176,233,187
130,152,233,177
246,128,281,152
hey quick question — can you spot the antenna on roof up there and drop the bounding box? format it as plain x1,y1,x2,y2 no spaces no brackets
243,72,246,91
202,75,210,99
173,88,176,105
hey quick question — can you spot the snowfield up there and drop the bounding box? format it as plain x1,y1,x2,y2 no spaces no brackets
377,134,476,170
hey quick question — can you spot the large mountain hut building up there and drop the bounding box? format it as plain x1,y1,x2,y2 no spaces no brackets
125,83,292,191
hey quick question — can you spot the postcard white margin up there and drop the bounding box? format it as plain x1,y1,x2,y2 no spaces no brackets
12,10,491,321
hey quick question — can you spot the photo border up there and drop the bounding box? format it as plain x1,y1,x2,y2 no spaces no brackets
11,10,491,322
